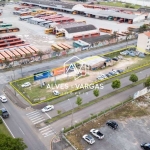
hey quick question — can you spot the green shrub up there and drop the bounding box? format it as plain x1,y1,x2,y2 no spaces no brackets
0,118,3,124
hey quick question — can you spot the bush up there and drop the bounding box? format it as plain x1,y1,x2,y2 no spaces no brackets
0,118,3,124
125,3,130,8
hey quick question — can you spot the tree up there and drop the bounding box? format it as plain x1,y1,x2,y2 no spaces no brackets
37,51,44,61
112,31,118,43
76,96,82,107
0,134,27,150
57,110,62,115
129,74,138,83
139,24,148,33
93,89,99,97
111,79,121,89
144,76,150,89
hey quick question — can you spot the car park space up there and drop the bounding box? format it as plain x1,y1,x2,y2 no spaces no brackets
82,117,150,150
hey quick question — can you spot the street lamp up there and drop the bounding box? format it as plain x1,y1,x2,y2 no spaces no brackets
68,99,74,127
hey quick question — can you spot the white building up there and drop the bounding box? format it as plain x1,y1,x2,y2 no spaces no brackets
137,31,150,54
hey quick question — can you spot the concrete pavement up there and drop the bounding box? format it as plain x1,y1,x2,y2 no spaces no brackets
35,68,149,120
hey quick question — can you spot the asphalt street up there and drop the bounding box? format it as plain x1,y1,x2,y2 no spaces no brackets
38,68,149,119
50,83,144,134
0,40,136,84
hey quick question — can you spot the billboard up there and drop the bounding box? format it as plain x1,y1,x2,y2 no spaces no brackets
33,71,53,81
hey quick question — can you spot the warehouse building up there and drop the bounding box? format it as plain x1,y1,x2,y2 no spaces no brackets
76,56,106,70
62,24,99,39
21,0,149,24
80,34,116,48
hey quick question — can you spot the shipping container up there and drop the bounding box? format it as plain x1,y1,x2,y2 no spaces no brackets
19,47,31,55
29,46,39,53
16,48,26,57
0,51,10,59
5,50,15,58
11,49,21,58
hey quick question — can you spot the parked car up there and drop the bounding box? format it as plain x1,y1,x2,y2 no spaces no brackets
1,108,9,119
117,69,124,73
109,71,116,76
21,82,31,88
106,121,118,130
112,70,119,75
41,105,54,112
112,57,118,61
53,90,60,96
82,134,95,144
0,95,7,103
141,143,150,150
105,73,112,77
90,129,104,139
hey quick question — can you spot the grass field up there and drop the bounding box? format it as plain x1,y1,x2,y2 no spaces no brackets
0,122,11,136
98,1,140,9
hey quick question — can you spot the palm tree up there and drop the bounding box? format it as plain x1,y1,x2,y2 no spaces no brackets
37,51,44,62
112,31,118,43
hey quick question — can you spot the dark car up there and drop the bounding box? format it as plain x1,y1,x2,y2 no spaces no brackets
112,57,118,61
109,71,115,76
1,108,9,119
141,143,150,150
117,69,124,73
105,73,112,77
106,121,118,130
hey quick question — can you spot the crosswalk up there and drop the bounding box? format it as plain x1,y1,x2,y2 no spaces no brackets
26,110,46,125
39,125,55,138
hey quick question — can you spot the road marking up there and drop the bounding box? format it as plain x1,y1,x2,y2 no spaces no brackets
45,113,51,119
44,132,54,138
26,110,38,115
27,112,40,117
1,117,15,138
33,119,45,125
32,117,44,123
30,115,42,121
19,127,25,135
42,130,53,135
40,127,52,133
39,124,52,131
28,113,41,119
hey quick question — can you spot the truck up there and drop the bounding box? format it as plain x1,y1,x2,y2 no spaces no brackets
56,31,65,38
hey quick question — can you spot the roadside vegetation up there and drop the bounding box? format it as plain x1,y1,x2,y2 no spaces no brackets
97,1,140,9
65,94,150,150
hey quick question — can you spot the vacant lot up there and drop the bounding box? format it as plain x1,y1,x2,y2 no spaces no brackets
12,47,150,104
66,93,150,150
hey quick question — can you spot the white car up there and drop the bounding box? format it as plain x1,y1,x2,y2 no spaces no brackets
90,129,104,139
21,82,31,88
112,70,119,75
53,90,60,96
82,134,95,145
41,105,54,112
0,95,7,103
97,74,108,80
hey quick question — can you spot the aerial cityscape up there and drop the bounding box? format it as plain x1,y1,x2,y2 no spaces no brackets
0,0,150,150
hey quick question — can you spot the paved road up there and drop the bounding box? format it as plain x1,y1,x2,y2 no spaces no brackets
0,40,136,84
0,97,47,150
50,83,144,135
38,68,150,119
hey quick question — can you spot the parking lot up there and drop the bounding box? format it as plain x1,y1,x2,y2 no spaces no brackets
82,116,150,150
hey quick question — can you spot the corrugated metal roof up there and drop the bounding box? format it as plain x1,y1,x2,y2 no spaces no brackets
65,24,97,34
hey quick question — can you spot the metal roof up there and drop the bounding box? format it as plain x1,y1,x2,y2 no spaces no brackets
65,24,97,34
81,34,112,44
56,22,86,29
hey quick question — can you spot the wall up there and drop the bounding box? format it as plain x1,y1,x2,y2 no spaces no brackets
137,33,148,52
65,29,99,39
133,15,145,23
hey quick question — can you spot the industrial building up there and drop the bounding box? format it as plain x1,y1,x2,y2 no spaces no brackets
137,31,150,54
62,24,99,39
76,56,106,70
21,0,150,24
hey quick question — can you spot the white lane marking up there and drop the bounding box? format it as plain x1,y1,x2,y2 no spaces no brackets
42,130,53,135
32,117,44,123
27,112,40,117
45,113,51,119
30,115,42,121
44,133,54,138
33,119,45,125
39,124,52,131
1,117,15,138
28,113,41,119
40,127,52,133
26,110,38,115
19,127,25,135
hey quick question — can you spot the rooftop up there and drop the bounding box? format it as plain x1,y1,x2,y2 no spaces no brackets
64,24,97,34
